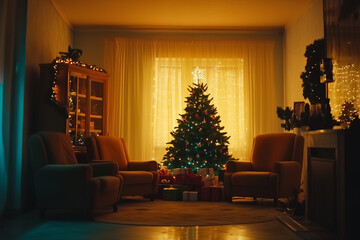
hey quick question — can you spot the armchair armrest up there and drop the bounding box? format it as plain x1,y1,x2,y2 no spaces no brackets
128,161,158,171
273,161,302,196
273,161,302,176
226,160,252,173
89,161,119,177
35,164,93,183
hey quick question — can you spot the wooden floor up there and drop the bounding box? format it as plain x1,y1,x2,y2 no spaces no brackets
0,209,337,240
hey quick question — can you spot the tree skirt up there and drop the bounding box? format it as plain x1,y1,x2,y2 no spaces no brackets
94,197,282,226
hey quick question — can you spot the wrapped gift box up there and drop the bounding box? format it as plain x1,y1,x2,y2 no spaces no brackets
173,168,192,175
200,186,224,201
197,168,214,179
200,187,210,201
174,174,191,185
174,184,189,200
156,184,170,199
163,186,178,201
158,184,189,200
183,191,198,201
189,174,202,187
203,176,215,187
209,186,221,202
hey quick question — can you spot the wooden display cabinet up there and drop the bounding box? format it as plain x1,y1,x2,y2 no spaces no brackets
39,63,108,152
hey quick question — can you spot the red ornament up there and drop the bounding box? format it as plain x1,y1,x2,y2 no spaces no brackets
192,91,195,94
195,114,199,118
204,109,208,115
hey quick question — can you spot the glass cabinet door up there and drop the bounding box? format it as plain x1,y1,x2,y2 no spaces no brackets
68,73,87,148
90,80,104,136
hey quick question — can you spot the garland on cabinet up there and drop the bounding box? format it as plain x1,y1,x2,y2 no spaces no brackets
49,46,106,116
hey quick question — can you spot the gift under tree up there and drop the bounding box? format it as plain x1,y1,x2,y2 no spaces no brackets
162,67,235,175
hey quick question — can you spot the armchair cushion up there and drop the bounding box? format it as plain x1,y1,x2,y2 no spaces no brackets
91,176,122,194
127,161,157,171
118,171,154,185
89,161,119,177
231,171,277,187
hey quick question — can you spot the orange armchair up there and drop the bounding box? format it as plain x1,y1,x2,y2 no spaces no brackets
224,133,304,205
28,132,123,216
86,136,158,200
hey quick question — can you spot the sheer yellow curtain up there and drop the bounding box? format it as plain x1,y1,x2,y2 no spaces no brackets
104,38,277,162
104,39,155,160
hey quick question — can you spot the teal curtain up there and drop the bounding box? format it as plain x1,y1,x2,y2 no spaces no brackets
0,0,27,217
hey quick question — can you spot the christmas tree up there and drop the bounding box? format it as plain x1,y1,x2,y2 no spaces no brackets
162,67,235,174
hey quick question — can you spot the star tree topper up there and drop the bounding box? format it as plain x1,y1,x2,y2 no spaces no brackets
192,66,204,84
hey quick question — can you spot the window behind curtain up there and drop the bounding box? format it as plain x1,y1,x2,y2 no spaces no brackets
151,57,248,162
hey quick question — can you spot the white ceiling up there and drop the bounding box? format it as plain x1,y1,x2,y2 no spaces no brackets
51,0,315,30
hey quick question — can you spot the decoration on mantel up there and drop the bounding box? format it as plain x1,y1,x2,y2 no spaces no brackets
300,39,326,104
299,39,335,130
276,106,295,131
49,46,106,117
339,99,359,128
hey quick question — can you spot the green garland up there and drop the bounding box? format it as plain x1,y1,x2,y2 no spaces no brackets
300,39,326,104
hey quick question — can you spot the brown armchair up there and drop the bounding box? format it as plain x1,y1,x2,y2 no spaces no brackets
86,136,158,200
28,132,123,216
224,133,304,206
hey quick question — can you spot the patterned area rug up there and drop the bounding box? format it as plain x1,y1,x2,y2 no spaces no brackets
94,197,282,226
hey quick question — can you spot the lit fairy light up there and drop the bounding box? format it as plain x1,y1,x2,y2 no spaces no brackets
192,66,204,84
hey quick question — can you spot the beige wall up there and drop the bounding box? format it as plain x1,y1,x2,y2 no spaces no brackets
23,0,73,208
24,0,73,135
284,0,324,107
